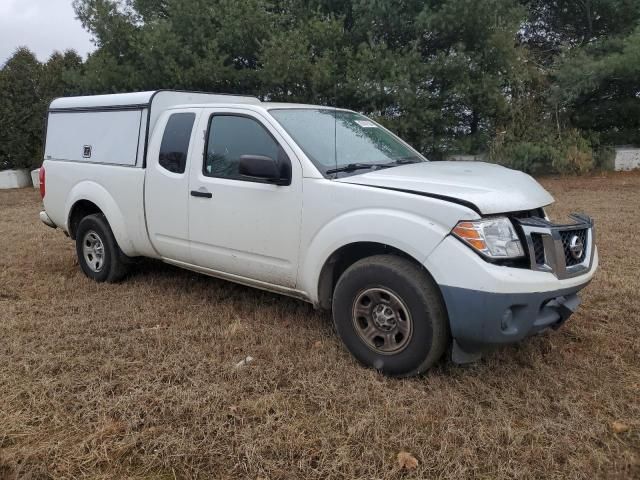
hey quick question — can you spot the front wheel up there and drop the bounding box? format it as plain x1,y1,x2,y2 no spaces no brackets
332,255,449,377
75,213,129,283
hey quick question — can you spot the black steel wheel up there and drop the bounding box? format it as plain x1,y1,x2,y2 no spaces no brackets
351,287,413,354
332,255,449,377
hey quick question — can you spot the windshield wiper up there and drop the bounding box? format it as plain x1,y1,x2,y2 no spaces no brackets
387,157,422,166
350,158,420,171
326,163,381,175
326,159,419,175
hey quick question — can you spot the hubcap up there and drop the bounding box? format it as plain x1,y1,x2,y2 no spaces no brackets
352,287,413,354
82,230,105,273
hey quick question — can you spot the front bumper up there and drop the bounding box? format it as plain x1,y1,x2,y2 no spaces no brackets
424,222,598,356
440,281,589,355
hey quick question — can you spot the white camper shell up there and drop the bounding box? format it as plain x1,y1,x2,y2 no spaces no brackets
45,91,260,167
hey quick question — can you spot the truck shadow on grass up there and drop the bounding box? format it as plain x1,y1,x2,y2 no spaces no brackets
40,249,572,380
126,257,315,309
120,257,561,379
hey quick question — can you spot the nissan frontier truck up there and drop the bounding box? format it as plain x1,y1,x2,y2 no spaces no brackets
39,90,598,376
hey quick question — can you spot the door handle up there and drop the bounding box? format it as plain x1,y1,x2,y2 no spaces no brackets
191,190,212,198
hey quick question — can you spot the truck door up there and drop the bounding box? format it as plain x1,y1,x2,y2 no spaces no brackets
145,110,198,262
187,109,302,288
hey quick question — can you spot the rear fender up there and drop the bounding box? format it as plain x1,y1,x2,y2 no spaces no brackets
65,181,135,256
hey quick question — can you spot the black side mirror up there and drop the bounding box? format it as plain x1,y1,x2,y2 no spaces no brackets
239,154,290,185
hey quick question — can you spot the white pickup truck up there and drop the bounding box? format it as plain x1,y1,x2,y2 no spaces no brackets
39,90,598,376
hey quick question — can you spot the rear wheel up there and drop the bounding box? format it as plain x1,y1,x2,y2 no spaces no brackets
75,213,129,282
332,255,449,377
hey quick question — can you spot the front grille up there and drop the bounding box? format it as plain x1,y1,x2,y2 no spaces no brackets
515,213,594,279
531,233,546,265
560,229,588,266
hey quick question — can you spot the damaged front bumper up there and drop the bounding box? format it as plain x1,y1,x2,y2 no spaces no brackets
424,213,598,363
442,281,589,363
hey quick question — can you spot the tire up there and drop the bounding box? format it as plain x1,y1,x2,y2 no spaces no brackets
332,255,449,377
75,213,129,283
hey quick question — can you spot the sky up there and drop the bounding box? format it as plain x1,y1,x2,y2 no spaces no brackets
0,0,95,66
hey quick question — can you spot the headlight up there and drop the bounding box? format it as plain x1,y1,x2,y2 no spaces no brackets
452,217,524,259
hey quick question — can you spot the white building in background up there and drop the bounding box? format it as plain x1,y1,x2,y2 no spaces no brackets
614,146,640,171
0,169,31,189
447,154,487,162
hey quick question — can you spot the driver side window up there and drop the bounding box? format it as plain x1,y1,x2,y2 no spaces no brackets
204,115,285,180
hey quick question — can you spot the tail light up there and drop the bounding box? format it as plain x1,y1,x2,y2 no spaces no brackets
39,166,45,198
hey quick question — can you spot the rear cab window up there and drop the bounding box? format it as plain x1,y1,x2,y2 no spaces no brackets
159,113,196,174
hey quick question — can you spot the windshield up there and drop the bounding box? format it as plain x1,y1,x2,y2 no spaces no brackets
269,109,427,177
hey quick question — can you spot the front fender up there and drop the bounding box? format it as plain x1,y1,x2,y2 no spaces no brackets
299,208,451,303
65,181,135,256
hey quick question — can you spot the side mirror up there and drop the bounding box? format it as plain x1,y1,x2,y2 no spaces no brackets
239,154,290,185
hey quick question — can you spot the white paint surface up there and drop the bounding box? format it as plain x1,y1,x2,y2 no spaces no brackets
45,110,143,166
337,161,554,215
0,169,31,189
49,91,156,110
40,93,597,307
614,148,640,171
31,168,40,188
184,107,304,287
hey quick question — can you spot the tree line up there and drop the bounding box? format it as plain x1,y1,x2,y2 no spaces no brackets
1,0,639,173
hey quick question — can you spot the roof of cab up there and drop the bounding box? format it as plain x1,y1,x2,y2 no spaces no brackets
165,102,350,112
263,102,350,111
49,90,261,111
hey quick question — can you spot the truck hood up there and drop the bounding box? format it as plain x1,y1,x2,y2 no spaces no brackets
336,161,554,215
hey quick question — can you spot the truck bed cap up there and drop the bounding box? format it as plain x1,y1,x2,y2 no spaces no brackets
50,91,157,111
49,90,261,112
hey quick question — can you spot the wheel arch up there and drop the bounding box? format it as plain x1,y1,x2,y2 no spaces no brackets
64,181,136,255
316,241,439,310
68,199,102,239
299,208,452,308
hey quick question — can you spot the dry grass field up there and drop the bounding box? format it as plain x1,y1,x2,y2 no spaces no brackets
1,172,639,479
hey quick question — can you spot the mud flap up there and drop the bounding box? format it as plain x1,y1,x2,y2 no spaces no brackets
451,339,483,364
